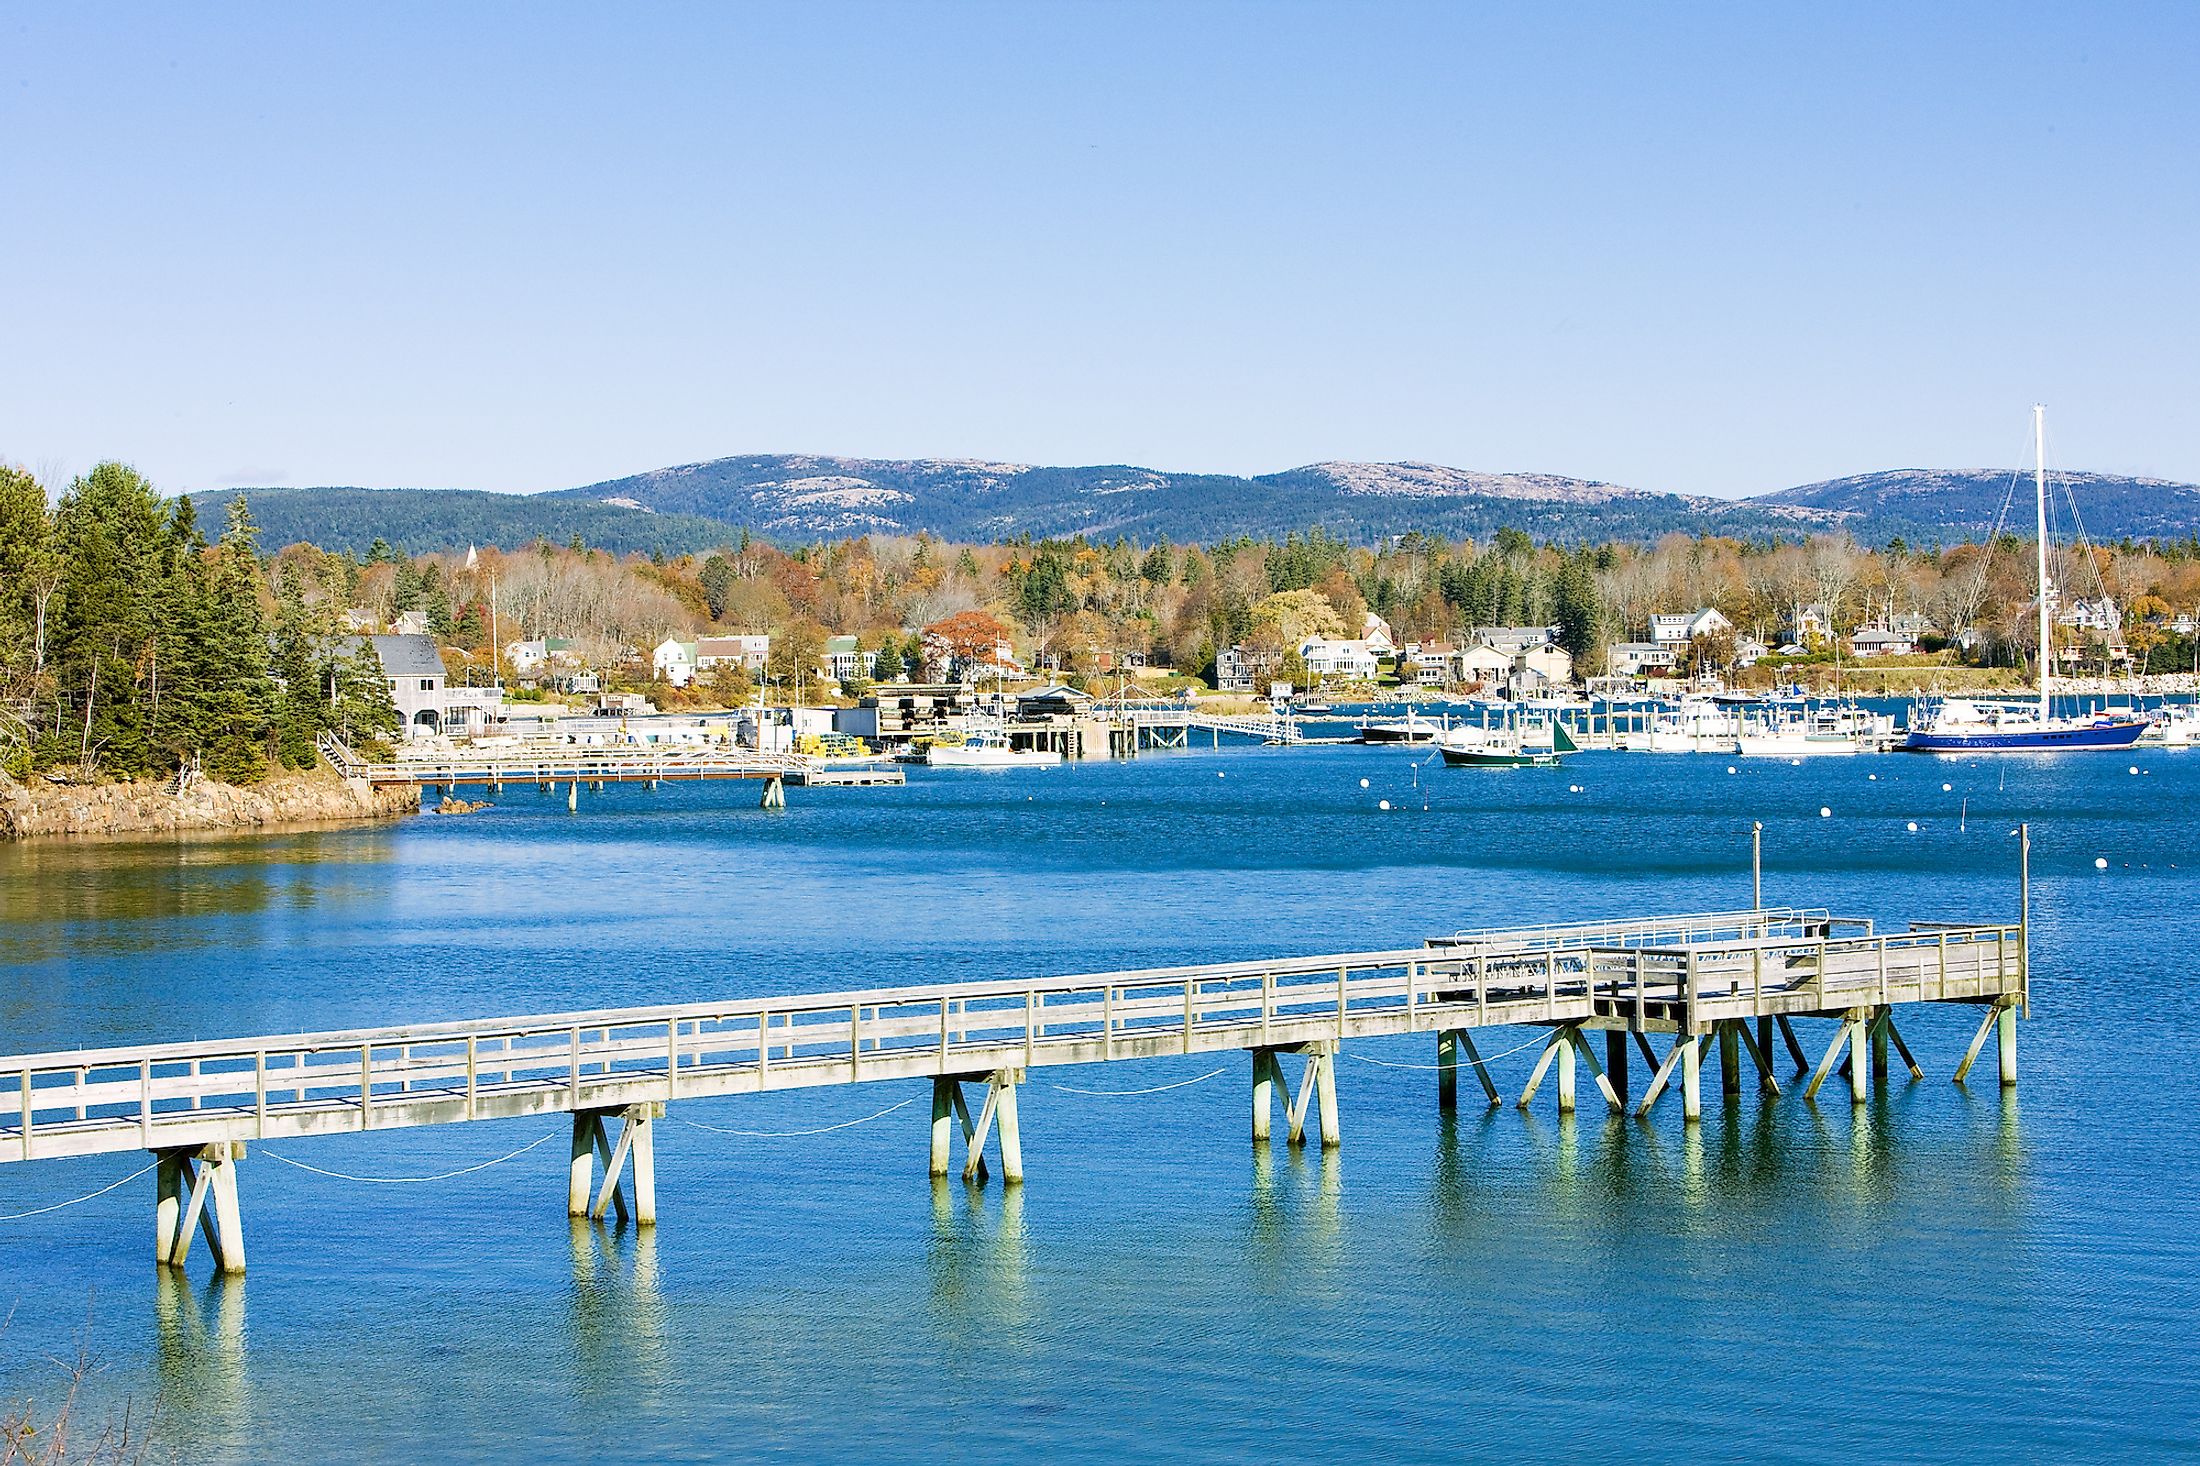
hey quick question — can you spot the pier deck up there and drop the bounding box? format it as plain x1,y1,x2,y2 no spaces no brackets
0,903,2026,1273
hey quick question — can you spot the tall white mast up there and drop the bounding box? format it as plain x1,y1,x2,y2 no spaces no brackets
2034,404,2051,723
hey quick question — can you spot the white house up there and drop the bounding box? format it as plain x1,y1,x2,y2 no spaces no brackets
653,638,698,686
1298,637,1380,681
1360,612,1396,655
1607,641,1680,678
2057,596,2120,633
1405,642,1459,686
822,635,862,684
1650,608,1732,645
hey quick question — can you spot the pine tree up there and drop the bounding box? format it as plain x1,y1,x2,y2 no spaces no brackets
270,564,322,769
192,498,274,783
48,463,169,775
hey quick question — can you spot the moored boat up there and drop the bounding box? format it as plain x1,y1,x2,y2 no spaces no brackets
1901,406,2147,754
1438,720,1577,767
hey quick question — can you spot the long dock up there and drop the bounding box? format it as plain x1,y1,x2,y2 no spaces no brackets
0,902,2027,1277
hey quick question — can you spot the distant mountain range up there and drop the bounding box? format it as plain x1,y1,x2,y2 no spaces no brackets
188,455,2200,556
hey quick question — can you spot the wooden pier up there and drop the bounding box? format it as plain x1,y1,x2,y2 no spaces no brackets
0,901,2027,1276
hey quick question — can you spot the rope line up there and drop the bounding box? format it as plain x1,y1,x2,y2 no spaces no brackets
1047,1066,1230,1097
676,1094,920,1138
1345,1031,1557,1071
0,1160,158,1222
259,1131,558,1183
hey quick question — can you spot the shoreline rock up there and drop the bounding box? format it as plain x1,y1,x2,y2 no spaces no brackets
0,766,420,841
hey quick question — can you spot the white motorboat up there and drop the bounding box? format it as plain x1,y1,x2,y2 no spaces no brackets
924,729,1062,768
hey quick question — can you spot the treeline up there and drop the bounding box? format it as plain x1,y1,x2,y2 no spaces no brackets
0,464,397,783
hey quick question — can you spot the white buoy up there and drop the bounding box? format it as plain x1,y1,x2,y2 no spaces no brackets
1217,772,1225,779
1378,799,1391,811
1942,783,1953,792
1791,759,1802,767
1727,765,1737,774
1359,778,1369,789
2129,766,2139,775
1906,821,1918,832
1868,774,1877,781
1819,806,1831,818
2095,857,2109,870
1569,784,1582,793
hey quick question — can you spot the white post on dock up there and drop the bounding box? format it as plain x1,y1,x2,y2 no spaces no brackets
1752,821,1763,915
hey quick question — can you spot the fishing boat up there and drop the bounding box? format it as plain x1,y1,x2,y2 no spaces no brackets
1902,407,2147,753
1437,719,1578,767
923,727,1063,769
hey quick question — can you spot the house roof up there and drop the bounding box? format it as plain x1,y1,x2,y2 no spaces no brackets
824,635,859,654
363,633,445,679
1016,683,1092,704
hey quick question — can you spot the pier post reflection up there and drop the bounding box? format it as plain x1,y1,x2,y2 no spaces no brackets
153,1270,248,1432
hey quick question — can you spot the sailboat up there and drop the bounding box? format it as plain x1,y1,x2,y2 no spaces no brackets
1901,406,2147,753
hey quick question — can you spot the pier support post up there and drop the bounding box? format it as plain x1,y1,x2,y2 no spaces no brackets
1680,1036,1701,1122
760,776,786,810
155,1150,186,1264
1996,1001,2017,1087
1605,1030,1629,1101
154,1142,245,1274
1555,1034,1576,1114
1312,1047,1340,1148
1437,1029,1459,1111
567,779,579,812
1848,1013,1870,1104
1253,1044,1337,1147
569,1112,598,1216
931,1071,1019,1183
930,1078,956,1175
1719,1023,1741,1097
1870,1008,1890,1086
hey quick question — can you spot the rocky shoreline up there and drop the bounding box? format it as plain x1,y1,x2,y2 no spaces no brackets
0,765,419,840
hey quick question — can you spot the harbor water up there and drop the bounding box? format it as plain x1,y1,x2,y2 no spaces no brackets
2,745,2197,1461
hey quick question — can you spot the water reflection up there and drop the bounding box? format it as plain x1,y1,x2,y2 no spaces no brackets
152,1270,247,1432
925,1178,1028,1330
566,1221,668,1402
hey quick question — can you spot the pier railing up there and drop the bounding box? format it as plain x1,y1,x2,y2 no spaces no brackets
317,732,815,787
0,913,2019,1164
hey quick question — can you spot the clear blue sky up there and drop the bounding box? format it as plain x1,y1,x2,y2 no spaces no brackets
4,2,2195,499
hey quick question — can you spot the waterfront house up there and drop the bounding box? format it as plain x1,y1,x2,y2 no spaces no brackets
1457,644,1514,684
822,635,863,684
1215,644,1255,693
1650,608,1732,645
696,634,770,671
1014,684,1094,720
1298,637,1380,681
353,633,502,740
503,637,578,677
1405,642,1459,686
653,638,698,686
1469,625,1559,656
1849,625,1915,658
392,609,432,638
1607,641,1680,678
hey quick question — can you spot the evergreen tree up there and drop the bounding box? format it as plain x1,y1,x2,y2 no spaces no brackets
192,498,275,783
270,564,322,768
48,463,169,774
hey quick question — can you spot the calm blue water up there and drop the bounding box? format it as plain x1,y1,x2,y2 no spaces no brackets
3,745,2197,1462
